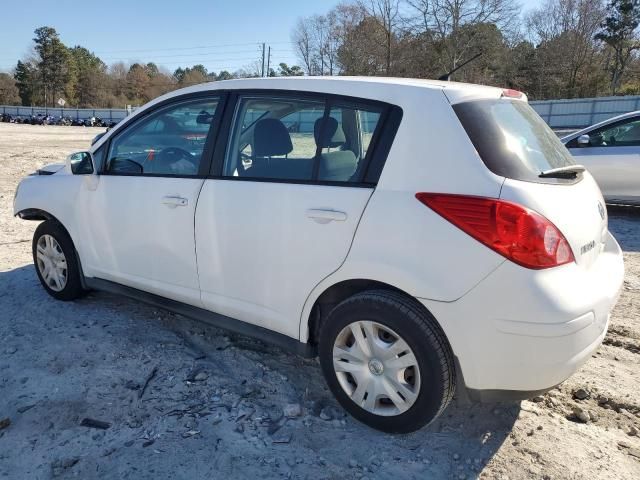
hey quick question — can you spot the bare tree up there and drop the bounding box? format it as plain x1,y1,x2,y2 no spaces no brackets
407,0,521,73
293,11,348,75
329,2,369,73
359,0,402,74
292,17,317,74
325,10,342,74
527,0,606,97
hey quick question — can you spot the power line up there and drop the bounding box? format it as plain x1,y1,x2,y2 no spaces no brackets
99,48,278,62
103,55,263,64
91,41,293,55
0,43,297,63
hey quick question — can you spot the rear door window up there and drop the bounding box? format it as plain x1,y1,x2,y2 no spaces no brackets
223,94,385,183
224,97,325,181
453,99,575,183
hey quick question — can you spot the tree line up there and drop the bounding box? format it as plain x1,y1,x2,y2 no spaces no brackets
0,27,303,108
1,1,638,107
292,0,640,99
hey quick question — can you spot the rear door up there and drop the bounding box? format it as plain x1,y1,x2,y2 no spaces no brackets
195,92,390,338
453,97,608,270
566,116,640,203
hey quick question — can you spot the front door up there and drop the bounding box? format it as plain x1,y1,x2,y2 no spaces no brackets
77,95,222,306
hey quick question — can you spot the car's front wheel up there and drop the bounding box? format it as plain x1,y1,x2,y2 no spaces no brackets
319,290,456,433
32,220,86,301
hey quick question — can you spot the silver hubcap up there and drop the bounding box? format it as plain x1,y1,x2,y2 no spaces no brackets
36,234,67,292
333,321,421,416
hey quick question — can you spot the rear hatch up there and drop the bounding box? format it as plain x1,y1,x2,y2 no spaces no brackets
452,94,608,269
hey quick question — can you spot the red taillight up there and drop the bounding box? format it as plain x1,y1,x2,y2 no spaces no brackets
415,193,575,269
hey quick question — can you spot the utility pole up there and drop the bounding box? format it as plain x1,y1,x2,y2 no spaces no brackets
266,46,271,77
261,43,266,77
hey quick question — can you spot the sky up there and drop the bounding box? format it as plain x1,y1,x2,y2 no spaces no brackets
0,0,542,74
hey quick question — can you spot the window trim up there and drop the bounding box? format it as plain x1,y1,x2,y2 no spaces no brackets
100,92,228,179
209,89,402,187
566,115,640,149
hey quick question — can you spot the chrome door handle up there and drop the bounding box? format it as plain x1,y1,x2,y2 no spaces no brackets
306,209,348,223
162,195,188,208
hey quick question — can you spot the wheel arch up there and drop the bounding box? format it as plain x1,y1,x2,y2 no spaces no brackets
22,209,88,289
16,207,57,222
303,278,431,347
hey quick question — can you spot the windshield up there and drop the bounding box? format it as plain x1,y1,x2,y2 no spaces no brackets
453,99,575,183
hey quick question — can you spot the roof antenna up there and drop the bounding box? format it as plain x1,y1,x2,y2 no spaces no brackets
438,52,483,81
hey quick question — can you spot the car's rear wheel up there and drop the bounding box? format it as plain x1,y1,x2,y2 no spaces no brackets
32,220,86,301
318,289,455,433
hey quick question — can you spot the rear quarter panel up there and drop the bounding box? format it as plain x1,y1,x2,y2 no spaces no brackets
300,87,507,341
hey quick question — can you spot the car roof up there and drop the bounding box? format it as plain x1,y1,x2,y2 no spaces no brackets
561,110,640,143
179,75,499,91
91,76,508,151
148,76,507,107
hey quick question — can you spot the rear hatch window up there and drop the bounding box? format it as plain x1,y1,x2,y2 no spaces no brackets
455,98,608,269
453,99,576,183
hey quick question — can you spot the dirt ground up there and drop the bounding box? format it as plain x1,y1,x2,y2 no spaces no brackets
0,122,639,480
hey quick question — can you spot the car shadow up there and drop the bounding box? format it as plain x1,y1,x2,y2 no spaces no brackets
607,204,640,252
0,264,519,479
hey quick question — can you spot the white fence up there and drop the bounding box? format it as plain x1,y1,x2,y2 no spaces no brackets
530,96,640,129
0,105,130,122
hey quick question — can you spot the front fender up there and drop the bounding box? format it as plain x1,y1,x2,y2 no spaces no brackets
14,174,84,247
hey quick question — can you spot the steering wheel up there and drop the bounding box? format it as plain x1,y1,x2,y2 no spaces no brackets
154,147,197,174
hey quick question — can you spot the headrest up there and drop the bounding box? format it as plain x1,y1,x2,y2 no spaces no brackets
314,117,346,148
254,118,293,157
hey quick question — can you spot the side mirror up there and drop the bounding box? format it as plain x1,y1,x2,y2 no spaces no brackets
577,134,590,146
67,152,94,175
109,158,143,174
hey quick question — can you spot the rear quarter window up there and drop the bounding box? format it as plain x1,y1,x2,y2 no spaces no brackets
453,99,576,183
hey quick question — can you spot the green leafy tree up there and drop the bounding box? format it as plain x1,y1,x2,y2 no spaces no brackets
277,63,304,76
179,68,208,86
173,67,186,82
596,0,640,94
174,64,210,85
145,62,159,77
0,73,21,104
14,60,39,105
33,26,71,106
216,70,234,81
68,46,107,107
190,64,208,77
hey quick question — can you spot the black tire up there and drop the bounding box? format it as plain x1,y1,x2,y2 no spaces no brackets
32,220,86,301
318,289,456,433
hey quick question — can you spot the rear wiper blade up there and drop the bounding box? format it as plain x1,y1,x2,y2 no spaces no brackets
539,165,586,178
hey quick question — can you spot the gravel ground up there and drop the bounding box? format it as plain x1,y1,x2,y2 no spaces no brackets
0,123,639,480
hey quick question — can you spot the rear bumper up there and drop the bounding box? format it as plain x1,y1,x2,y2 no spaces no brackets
420,231,624,395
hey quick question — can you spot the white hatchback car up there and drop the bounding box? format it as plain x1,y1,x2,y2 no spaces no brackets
14,77,624,433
